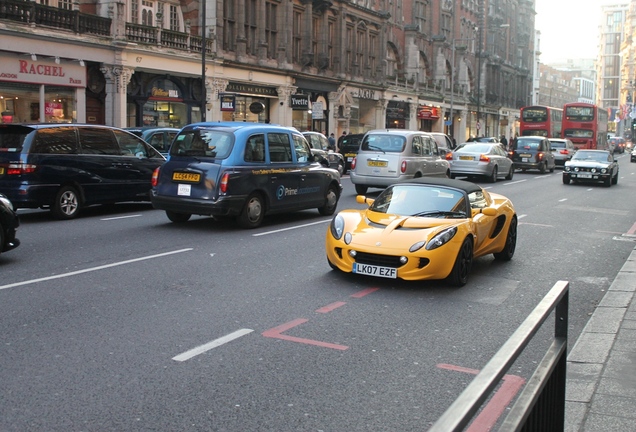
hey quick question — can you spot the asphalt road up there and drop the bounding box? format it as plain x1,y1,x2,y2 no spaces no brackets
1,153,635,431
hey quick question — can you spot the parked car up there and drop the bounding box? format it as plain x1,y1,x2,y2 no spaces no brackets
508,136,556,173
474,137,499,143
548,138,577,166
609,136,626,154
125,127,180,156
0,124,166,219
350,129,450,195
446,143,514,182
563,149,619,187
151,122,342,228
302,131,345,175
338,133,365,173
632,147,636,162
326,177,517,286
429,132,455,156
0,193,20,256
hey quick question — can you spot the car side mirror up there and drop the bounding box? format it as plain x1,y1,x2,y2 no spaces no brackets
356,195,374,206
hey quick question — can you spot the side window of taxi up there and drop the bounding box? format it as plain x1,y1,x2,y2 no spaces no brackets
267,132,292,162
422,136,433,155
293,135,311,162
244,134,265,162
411,136,422,155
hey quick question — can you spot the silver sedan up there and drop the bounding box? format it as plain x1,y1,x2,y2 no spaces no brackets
447,143,515,183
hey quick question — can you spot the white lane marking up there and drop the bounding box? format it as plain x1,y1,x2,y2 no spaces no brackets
534,174,552,179
0,248,193,291
172,329,254,362
502,179,527,186
587,188,593,191
101,214,143,221
518,214,527,219
559,198,567,202
253,219,331,236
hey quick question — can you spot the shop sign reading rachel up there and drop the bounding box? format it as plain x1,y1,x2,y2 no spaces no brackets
0,57,85,87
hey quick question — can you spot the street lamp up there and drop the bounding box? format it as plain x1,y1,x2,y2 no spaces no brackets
200,0,207,121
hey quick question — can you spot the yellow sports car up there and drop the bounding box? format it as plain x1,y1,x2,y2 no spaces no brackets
326,178,517,286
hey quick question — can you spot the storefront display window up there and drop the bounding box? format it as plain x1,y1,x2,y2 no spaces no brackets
0,84,76,123
221,96,269,123
142,100,187,127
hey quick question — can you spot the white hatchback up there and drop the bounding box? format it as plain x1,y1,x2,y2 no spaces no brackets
350,130,450,195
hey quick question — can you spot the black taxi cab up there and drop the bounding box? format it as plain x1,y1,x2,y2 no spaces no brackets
150,122,342,228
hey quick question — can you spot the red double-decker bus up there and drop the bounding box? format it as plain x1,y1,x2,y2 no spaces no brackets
519,106,563,137
562,103,609,150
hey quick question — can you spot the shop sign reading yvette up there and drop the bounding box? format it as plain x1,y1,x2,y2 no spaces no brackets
0,58,85,87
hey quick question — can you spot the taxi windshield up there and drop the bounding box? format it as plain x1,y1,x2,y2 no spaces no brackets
170,129,235,159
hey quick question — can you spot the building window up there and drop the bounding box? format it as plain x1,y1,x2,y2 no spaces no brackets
59,0,72,10
292,9,302,63
369,34,377,77
346,25,353,73
313,16,320,65
169,5,179,31
414,0,426,32
356,28,365,74
265,1,278,59
223,1,236,52
131,0,139,24
245,0,257,56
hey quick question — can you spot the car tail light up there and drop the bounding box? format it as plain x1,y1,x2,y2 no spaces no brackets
6,163,37,175
351,157,357,170
445,152,453,161
401,160,407,173
220,172,230,193
537,152,544,160
151,167,160,187
560,149,569,155
479,154,490,162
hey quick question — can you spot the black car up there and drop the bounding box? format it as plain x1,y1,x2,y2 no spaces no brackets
508,136,556,173
338,133,365,173
0,193,20,256
302,131,345,175
125,127,180,156
151,122,342,228
563,149,619,187
0,124,166,219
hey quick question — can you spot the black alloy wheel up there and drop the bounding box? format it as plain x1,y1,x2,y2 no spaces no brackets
448,238,473,287
494,216,517,261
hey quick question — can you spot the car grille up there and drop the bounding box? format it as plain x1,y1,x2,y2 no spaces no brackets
355,252,403,268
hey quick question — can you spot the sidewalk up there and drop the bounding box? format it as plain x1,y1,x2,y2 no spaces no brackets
565,245,636,431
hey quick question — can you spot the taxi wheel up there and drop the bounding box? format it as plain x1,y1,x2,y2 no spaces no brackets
52,186,81,220
238,193,265,228
355,185,368,195
166,211,191,223
539,162,546,174
447,238,473,287
318,186,339,216
337,160,345,176
494,216,517,261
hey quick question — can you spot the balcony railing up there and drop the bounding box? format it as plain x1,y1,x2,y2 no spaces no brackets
124,23,214,55
0,0,110,36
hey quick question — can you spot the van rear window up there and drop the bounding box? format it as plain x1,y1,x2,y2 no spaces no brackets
0,125,34,151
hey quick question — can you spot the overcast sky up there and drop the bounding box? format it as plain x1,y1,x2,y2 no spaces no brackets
534,0,616,63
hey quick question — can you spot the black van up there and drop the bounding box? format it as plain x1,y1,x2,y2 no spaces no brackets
0,124,166,219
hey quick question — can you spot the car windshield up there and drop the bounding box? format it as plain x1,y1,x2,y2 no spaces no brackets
550,141,566,148
170,129,234,159
370,184,468,218
572,151,609,162
361,135,406,152
458,144,492,153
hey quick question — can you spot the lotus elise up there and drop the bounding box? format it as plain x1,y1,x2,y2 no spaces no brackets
326,178,517,286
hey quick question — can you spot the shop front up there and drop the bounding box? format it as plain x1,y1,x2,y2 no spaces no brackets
290,94,312,131
126,72,203,128
0,52,85,124
417,105,441,132
386,101,410,129
218,82,279,123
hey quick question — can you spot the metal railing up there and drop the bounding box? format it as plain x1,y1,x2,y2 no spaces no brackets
430,280,569,431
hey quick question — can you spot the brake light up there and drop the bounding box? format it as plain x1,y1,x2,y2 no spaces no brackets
6,163,37,175
220,172,230,193
445,152,453,161
479,154,490,162
401,160,407,173
537,152,544,160
151,167,160,187
351,157,357,170
560,149,569,155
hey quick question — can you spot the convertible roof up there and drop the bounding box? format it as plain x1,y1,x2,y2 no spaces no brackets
399,177,482,194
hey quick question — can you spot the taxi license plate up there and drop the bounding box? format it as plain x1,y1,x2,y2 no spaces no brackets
576,173,592,179
0,167,4,175
459,156,473,161
172,172,201,182
353,263,397,279
367,160,388,167
347,157,354,162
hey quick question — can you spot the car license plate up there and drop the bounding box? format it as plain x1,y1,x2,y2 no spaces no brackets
172,172,201,182
353,263,397,278
522,158,529,162
347,157,353,162
0,167,4,175
367,160,388,167
459,156,473,160
577,173,592,179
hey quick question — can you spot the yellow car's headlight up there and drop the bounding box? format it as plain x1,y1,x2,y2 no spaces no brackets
425,227,458,251
330,214,345,240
